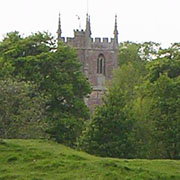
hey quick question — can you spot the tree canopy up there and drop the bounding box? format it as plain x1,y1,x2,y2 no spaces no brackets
0,31,91,146
79,42,180,159
1,31,180,159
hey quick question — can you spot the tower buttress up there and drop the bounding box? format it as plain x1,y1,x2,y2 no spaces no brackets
57,13,62,40
114,15,118,48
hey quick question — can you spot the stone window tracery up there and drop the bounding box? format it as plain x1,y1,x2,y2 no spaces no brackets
97,54,105,75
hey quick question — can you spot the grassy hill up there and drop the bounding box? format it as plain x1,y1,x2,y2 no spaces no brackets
0,139,180,180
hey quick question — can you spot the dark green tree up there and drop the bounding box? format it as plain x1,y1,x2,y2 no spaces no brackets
149,74,180,159
118,41,141,66
0,32,91,146
78,42,150,158
118,41,160,66
78,87,135,158
141,44,180,159
0,79,47,139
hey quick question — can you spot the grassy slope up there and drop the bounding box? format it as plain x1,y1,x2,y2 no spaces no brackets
0,139,180,180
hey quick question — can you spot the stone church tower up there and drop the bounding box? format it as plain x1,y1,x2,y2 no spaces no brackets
57,14,118,111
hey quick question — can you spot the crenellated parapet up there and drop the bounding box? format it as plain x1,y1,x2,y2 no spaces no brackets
60,36,117,50
90,37,116,49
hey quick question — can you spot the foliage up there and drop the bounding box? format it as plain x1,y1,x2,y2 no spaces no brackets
146,45,180,82
118,41,160,66
79,42,149,158
0,32,91,146
118,41,141,66
149,74,180,159
1,30,180,160
79,42,180,159
78,88,135,158
0,79,47,139
141,44,180,159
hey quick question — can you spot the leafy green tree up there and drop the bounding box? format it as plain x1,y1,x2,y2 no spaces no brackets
118,41,160,66
118,42,141,66
149,74,180,159
0,32,91,146
146,45,180,83
138,41,160,61
141,44,180,159
111,64,153,158
78,41,163,158
78,48,148,158
42,43,91,146
116,41,171,159
0,79,47,139
78,87,135,158
131,81,157,159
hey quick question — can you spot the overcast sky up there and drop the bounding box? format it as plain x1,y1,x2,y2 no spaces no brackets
0,0,180,47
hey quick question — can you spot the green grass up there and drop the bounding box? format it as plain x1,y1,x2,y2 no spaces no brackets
0,139,180,180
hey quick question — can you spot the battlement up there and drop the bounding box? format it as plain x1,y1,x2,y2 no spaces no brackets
95,38,101,42
90,37,116,49
103,38,108,43
60,37,74,43
92,37,115,44
61,36,116,49
74,29,85,37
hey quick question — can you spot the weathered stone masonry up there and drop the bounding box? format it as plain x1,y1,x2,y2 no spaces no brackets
57,14,118,111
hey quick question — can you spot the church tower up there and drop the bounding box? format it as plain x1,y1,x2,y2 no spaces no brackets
57,14,118,111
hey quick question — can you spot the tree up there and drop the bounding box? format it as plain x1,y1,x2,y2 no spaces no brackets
150,74,180,159
42,43,91,146
0,32,91,146
118,42,141,66
111,63,152,158
0,79,47,139
78,87,135,158
146,44,180,83
118,41,160,66
141,44,180,159
78,44,148,158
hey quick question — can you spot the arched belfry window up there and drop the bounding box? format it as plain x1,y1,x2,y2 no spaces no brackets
97,54,105,75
